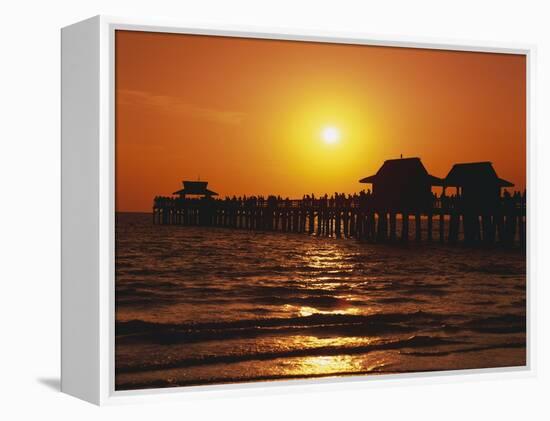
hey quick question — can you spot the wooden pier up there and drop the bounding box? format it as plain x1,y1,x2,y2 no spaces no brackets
152,195,526,247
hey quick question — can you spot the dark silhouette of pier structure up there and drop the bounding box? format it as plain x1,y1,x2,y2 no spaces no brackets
152,158,526,247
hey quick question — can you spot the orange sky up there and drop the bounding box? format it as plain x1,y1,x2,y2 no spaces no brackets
115,30,526,212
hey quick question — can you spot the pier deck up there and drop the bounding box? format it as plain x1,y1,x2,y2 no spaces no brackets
152,196,526,247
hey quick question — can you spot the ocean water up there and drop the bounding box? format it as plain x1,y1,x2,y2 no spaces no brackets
115,212,526,391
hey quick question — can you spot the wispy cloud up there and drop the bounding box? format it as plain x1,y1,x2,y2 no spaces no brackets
118,89,246,126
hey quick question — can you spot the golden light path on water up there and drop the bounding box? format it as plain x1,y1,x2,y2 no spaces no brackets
275,245,389,377
295,355,388,376
268,335,389,377
296,305,362,317
296,356,365,376
296,246,370,317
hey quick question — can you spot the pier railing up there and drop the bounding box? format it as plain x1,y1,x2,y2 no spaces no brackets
152,195,526,247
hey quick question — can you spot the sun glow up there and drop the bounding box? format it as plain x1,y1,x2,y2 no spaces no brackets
321,126,341,144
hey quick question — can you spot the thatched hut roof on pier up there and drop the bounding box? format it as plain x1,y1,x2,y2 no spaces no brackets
359,157,443,211
173,181,218,199
444,162,513,210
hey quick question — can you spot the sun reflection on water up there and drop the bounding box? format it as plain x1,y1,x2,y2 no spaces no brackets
272,335,382,377
280,352,390,377
304,247,352,270
297,305,362,317
297,355,359,375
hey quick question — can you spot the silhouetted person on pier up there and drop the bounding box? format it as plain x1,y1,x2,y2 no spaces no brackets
440,190,448,210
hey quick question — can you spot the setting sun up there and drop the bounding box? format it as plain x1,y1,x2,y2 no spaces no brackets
321,126,341,145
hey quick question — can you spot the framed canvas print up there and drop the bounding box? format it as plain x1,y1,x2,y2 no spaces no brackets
61,16,533,405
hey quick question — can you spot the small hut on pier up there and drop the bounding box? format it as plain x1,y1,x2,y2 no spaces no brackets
173,181,218,199
359,157,443,211
444,162,513,211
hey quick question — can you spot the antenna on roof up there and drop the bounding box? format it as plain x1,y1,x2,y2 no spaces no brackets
400,154,403,159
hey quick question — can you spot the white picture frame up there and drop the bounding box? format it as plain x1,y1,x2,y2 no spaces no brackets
61,15,535,406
